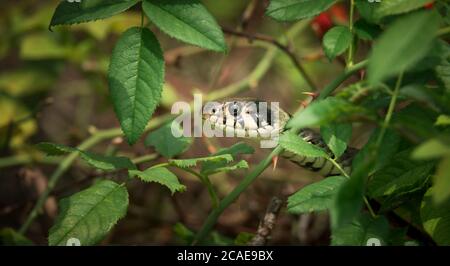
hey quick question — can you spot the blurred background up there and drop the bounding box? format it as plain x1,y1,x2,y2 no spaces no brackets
0,0,372,245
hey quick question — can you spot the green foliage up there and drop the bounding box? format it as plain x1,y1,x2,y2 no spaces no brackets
413,137,450,204
145,122,193,158
169,154,233,168
129,167,186,194
331,213,391,246
412,138,450,160
201,160,249,176
50,0,139,28
287,97,366,129
421,188,450,245
373,0,433,19
200,142,254,175
288,176,346,214
266,0,337,22
322,26,352,61
10,0,450,246
368,10,441,84
49,180,129,246
433,157,450,204
142,0,227,52
354,19,381,41
321,123,352,159
279,131,329,158
36,142,136,171
330,160,373,229
369,158,433,198
352,129,401,173
108,27,165,145
0,228,33,246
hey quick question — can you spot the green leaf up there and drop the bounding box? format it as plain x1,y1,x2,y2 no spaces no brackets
201,142,254,175
354,19,381,41
108,27,164,145
0,228,33,246
368,10,441,85
50,0,139,28
49,180,129,246
435,41,450,91
213,142,255,157
143,0,226,52
36,142,136,171
279,131,329,158
145,122,193,158
321,123,352,159
169,154,233,168
266,0,337,22
432,156,450,204
368,150,432,196
129,167,186,194
201,160,249,176
330,159,372,229
331,213,390,246
288,176,346,214
355,0,379,24
421,187,450,245
374,0,433,19
352,128,401,173
322,26,352,61
287,97,366,129
435,115,450,126
412,138,450,160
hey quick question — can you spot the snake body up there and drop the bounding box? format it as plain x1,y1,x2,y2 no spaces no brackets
202,99,357,176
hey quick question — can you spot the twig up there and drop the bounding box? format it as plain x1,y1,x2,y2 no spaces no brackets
222,27,318,91
248,197,283,246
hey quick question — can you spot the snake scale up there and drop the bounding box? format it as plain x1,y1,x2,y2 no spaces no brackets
202,99,357,176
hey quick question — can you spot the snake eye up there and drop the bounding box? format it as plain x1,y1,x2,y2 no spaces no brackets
228,103,242,116
212,108,216,113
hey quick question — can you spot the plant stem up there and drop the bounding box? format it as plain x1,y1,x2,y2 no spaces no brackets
317,60,368,100
375,71,403,148
363,196,377,218
192,146,283,245
346,0,355,67
328,158,349,178
329,157,377,218
0,154,61,168
131,153,158,165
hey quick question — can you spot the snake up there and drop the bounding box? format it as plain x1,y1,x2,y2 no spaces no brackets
202,99,357,176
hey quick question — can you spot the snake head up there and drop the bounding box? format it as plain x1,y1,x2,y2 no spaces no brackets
202,99,290,139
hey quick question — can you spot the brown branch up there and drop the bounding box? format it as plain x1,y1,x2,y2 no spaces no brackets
248,197,283,246
222,27,318,91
